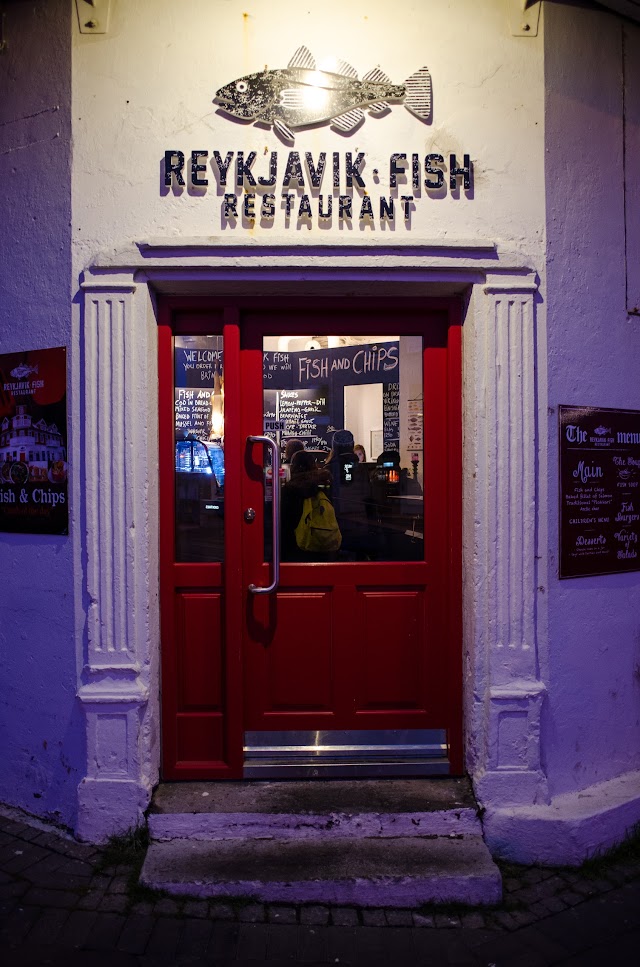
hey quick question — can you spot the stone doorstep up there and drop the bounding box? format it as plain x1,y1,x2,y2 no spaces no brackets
140,834,502,908
149,807,481,841
150,778,478,816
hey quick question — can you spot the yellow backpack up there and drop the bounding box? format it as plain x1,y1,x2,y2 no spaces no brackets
294,491,342,553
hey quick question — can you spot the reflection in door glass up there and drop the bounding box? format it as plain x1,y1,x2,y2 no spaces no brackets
263,335,424,563
174,335,224,563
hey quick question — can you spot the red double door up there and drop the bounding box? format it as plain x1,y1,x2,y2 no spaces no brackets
159,300,462,779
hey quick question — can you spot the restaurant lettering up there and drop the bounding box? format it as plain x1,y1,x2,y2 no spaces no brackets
163,149,472,227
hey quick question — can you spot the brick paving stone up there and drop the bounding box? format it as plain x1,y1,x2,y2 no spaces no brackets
90,875,113,891
604,866,629,886
331,906,359,926
208,900,235,920
109,876,131,895
145,915,183,960
0,879,29,899
434,913,462,928
183,899,209,919
529,899,554,920
179,917,214,960
98,893,129,913
362,907,386,926
207,920,240,959
326,925,358,962
3,844,50,874
77,890,106,910
557,890,583,907
509,909,539,928
237,902,266,923
540,894,569,914
542,875,569,895
153,897,181,917
23,852,70,877
572,879,599,897
268,904,298,924
56,909,98,948
26,906,70,945
23,886,80,909
298,923,329,963
412,912,436,927
237,921,270,960
129,900,156,916
0,902,42,947
117,914,156,955
266,922,299,960
385,908,414,926
354,925,393,963
460,911,486,929
522,868,546,885
84,912,127,951
300,904,329,926
504,876,525,892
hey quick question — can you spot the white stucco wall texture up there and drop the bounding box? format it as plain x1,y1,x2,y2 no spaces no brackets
0,0,81,829
1,0,638,858
543,3,640,795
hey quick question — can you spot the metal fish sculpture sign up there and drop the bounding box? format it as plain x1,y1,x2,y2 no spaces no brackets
214,46,432,143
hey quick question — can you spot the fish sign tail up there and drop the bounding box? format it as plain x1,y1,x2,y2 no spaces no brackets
404,67,432,122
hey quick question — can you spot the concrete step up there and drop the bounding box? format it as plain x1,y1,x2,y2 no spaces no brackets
140,834,502,907
148,777,481,841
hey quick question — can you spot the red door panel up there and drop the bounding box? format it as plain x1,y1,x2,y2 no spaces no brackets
159,299,463,778
355,589,426,711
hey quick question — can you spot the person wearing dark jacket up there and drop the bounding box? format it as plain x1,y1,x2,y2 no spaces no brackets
324,429,375,559
280,449,335,562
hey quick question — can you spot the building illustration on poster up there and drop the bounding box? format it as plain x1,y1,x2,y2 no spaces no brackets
0,348,68,535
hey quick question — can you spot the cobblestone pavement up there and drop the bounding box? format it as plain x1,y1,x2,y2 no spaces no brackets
1,810,639,965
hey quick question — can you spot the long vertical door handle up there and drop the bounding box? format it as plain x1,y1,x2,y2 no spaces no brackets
247,435,280,594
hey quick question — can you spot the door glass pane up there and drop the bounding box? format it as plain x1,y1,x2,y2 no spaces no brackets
263,335,424,563
174,335,224,562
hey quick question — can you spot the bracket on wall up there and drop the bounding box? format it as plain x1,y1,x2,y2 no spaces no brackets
76,0,110,35
510,0,541,37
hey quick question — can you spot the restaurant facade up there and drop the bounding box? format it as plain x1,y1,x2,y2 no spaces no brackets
1,0,639,865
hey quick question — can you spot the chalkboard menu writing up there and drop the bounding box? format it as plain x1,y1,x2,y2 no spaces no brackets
174,388,214,438
560,405,640,578
264,387,331,450
383,382,400,450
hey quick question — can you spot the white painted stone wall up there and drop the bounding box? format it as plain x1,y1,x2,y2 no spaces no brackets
1,0,638,855
0,0,81,830
543,5,640,796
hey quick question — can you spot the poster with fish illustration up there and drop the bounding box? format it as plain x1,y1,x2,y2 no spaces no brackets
560,405,640,578
0,347,68,535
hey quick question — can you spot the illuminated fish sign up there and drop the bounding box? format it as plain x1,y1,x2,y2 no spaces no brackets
214,46,432,143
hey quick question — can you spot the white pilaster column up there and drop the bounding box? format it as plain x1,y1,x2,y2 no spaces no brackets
474,277,549,807
76,280,157,841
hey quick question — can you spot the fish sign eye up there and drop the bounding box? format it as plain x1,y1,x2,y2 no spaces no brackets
236,81,248,93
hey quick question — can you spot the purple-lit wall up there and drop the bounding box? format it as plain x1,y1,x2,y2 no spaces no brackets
543,5,640,795
0,0,82,828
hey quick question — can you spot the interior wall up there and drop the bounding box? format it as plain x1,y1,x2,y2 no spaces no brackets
0,0,80,827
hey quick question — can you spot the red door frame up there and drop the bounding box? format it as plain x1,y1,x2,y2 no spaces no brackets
159,297,463,778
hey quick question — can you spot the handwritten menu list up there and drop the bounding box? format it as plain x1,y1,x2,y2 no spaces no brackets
264,388,330,450
383,382,400,450
560,406,640,578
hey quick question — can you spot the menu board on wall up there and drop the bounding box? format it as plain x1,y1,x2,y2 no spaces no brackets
173,336,225,478
264,387,331,450
0,347,68,535
382,382,400,450
560,405,640,578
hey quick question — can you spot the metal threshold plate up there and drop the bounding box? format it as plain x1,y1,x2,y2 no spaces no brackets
243,729,449,779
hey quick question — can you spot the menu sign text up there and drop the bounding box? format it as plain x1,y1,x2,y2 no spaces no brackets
560,405,640,578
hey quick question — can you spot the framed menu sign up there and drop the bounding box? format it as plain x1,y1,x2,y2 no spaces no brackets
559,405,640,578
0,347,68,535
